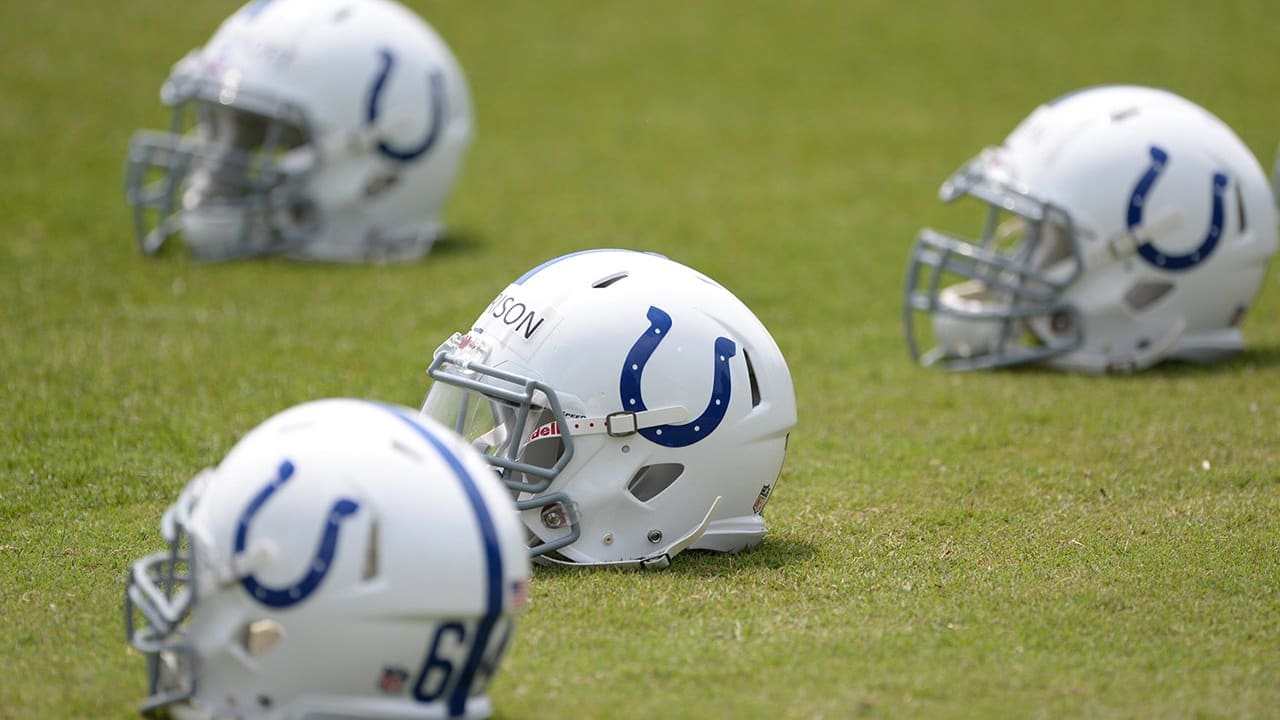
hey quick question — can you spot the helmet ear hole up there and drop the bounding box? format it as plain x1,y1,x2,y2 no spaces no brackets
1124,281,1174,312
626,463,684,502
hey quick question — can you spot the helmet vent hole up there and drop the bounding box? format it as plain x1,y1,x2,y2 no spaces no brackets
1109,106,1140,123
363,520,379,581
1235,181,1247,232
626,463,684,502
1124,281,1173,312
1229,305,1246,327
364,173,399,198
743,349,762,408
289,199,317,229
389,439,424,463
592,272,629,289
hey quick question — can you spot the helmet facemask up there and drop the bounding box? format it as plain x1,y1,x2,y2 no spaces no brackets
904,152,1084,370
422,333,582,558
126,68,316,261
124,472,208,714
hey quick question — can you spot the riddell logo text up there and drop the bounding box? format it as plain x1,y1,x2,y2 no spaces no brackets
528,422,561,442
486,293,546,341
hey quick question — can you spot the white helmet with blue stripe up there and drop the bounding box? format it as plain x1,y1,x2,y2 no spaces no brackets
421,249,797,568
904,85,1277,373
125,0,472,262
125,399,528,719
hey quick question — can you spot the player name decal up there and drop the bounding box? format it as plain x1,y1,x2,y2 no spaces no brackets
486,292,547,341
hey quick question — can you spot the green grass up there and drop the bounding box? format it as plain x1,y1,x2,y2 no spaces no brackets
4,0,1280,718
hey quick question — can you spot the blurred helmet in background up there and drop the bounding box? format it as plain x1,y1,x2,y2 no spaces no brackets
126,0,472,262
904,85,1277,373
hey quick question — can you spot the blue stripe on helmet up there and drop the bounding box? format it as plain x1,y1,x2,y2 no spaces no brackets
512,248,667,285
378,404,503,718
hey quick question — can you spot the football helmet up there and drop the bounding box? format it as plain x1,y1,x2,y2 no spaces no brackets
125,0,472,262
420,249,797,568
125,399,529,720
904,85,1277,373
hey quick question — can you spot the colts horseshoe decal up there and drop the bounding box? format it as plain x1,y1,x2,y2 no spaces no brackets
619,306,736,448
1127,145,1228,271
366,49,445,163
235,460,360,608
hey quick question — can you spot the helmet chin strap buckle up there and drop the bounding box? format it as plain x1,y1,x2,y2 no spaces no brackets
568,405,689,438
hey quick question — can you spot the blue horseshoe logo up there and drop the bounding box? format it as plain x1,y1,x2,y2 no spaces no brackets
1127,145,1228,271
366,49,445,163
619,306,736,448
235,460,360,608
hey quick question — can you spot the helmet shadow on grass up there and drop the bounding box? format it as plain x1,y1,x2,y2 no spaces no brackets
672,537,820,577
1118,344,1280,377
530,536,819,578
970,344,1280,379
130,225,489,264
428,227,487,259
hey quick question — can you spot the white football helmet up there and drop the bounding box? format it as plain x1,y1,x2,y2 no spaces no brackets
125,399,529,720
420,249,797,568
904,85,1277,373
125,0,472,262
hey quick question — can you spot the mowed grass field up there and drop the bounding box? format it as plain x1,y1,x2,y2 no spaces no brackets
3,1,1280,718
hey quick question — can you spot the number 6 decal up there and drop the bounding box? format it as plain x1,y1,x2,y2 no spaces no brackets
412,619,514,706
413,622,465,702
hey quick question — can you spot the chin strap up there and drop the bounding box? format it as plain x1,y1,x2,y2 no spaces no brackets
562,405,688,438
1086,206,1182,270
535,496,722,570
